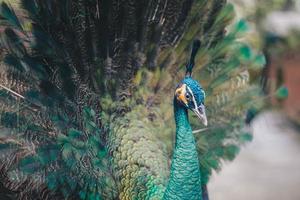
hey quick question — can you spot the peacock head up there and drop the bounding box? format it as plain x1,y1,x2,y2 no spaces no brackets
174,39,207,126
175,77,207,126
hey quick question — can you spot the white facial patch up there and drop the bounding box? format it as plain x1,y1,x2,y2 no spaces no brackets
186,86,198,109
201,89,206,99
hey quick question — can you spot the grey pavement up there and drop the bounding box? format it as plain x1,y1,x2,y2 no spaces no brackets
208,111,300,200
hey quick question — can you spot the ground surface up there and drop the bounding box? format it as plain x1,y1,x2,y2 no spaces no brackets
208,111,300,200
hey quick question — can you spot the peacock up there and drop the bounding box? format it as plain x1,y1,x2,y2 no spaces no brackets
0,0,265,200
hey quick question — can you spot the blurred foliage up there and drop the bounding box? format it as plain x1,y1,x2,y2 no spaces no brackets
253,0,294,20
284,30,300,51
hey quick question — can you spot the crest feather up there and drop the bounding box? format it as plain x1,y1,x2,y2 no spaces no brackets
186,40,201,76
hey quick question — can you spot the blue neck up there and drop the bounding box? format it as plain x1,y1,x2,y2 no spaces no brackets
163,100,202,200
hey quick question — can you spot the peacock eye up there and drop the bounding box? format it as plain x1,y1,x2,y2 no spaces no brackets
185,93,190,100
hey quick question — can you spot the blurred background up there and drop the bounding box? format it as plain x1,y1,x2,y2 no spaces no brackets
209,0,300,199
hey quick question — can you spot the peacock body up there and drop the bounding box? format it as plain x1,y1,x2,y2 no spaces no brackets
0,0,265,200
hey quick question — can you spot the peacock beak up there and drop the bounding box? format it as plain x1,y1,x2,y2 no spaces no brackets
192,103,207,126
